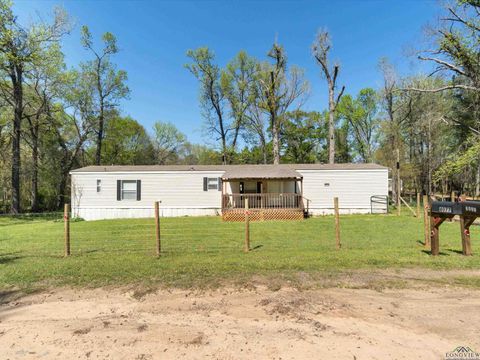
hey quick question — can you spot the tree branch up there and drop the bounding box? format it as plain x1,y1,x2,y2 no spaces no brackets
401,84,478,93
418,55,467,76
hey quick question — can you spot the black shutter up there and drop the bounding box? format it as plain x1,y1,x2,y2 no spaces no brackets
203,177,208,191
136,180,141,201
218,177,222,191
117,180,121,201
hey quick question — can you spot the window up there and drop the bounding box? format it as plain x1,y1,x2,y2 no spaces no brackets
203,177,221,191
117,180,141,201
121,180,137,200
207,178,218,190
96,179,101,193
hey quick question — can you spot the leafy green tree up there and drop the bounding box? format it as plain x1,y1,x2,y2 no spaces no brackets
406,0,480,195
80,25,129,166
256,43,309,164
102,114,155,165
235,143,274,164
185,47,232,164
23,43,66,211
183,143,223,165
152,121,187,164
337,88,380,162
221,51,257,156
0,1,69,212
53,68,97,207
281,110,323,163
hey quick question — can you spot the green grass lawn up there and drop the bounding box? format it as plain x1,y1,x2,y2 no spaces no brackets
1,213,479,291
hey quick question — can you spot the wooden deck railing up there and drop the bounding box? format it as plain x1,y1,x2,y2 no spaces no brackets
222,193,304,210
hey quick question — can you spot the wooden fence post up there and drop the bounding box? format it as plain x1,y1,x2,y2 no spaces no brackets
334,197,341,250
244,198,250,253
155,201,161,257
64,203,70,257
416,193,420,218
423,195,430,249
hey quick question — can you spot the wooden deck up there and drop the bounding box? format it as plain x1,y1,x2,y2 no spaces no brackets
222,193,306,221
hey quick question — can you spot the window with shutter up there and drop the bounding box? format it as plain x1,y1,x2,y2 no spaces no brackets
120,180,137,200
207,177,218,190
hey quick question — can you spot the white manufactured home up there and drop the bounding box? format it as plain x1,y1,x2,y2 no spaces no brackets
70,164,389,221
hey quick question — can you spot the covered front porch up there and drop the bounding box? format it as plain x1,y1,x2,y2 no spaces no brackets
220,166,307,221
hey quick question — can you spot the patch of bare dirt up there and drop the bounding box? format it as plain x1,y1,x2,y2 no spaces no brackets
1,277,480,359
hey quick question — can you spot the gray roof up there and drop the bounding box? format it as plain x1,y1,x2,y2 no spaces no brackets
222,165,302,180
71,163,387,177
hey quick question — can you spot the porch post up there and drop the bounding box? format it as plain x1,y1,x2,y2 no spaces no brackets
300,178,303,210
221,178,224,212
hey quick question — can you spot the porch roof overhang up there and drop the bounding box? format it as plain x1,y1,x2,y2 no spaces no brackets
221,166,303,180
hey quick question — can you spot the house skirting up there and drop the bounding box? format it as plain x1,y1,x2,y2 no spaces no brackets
74,207,221,221
73,206,378,221
222,208,305,222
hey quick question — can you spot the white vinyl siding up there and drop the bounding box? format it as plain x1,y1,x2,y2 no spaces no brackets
298,169,388,215
71,171,224,219
71,167,389,220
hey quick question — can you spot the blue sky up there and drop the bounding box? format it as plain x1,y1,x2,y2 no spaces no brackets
15,0,439,145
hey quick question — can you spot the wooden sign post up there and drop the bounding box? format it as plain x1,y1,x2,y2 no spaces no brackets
430,216,445,256
457,201,479,256
460,216,474,256
334,197,341,250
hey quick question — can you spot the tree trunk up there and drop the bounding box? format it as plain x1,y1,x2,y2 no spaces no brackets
272,114,280,165
221,135,227,165
476,162,480,197
10,66,23,214
261,137,267,165
57,169,68,209
328,85,335,164
31,127,39,212
95,106,104,165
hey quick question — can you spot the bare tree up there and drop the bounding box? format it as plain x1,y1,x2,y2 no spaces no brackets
408,2,480,95
245,98,269,164
258,43,309,164
312,30,345,164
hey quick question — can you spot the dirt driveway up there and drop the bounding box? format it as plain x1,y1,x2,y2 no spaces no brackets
1,278,479,360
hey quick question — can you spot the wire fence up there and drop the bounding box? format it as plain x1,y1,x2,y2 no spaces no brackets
1,202,345,258
3,198,474,259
